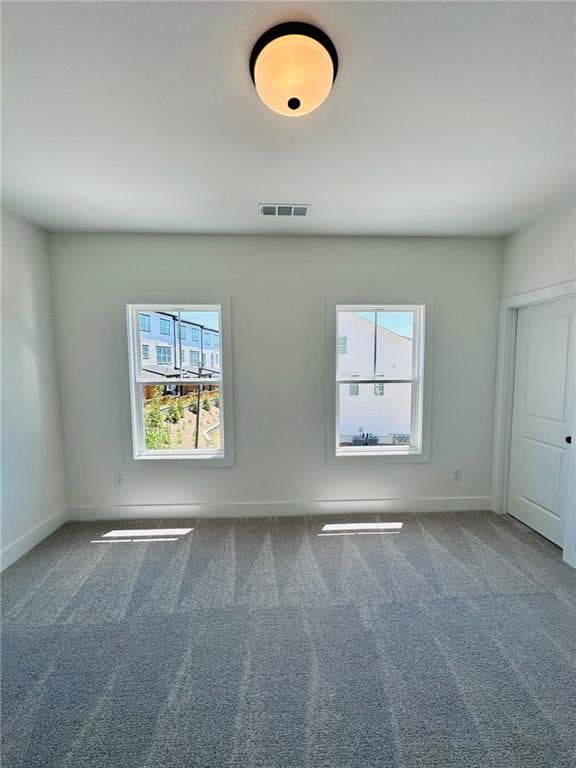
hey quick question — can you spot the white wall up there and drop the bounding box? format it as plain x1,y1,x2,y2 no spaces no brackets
502,201,575,297
1,210,67,567
49,233,502,518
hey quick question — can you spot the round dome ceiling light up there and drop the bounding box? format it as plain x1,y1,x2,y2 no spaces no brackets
249,22,338,117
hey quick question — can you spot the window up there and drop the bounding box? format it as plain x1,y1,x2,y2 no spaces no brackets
139,313,151,332
203,331,210,345
156,346,172,365
335,305,425,456
160,317,171,335
128,305,226,460
191,327,200,342
179,326,187,341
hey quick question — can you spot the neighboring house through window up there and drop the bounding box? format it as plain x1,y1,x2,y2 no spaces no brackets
127,305,226,461
335,305,425,456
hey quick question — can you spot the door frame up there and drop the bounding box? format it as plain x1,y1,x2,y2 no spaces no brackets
492,279,576,567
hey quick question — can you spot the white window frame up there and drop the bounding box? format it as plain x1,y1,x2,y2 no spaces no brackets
330,302,429,461
127,304,230,462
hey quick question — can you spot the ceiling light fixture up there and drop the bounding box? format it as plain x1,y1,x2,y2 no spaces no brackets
249,22,338,117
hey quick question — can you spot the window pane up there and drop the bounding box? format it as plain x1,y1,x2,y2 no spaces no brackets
156,345,172,365
136,309,221,380
338,383,412,448
375,311,414,378
142,384,221,451
336,311,377,379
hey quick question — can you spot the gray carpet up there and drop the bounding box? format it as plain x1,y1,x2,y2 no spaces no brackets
2,511,576,767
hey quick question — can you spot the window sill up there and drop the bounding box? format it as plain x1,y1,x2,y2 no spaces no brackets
336,448,419,457
134,450,226,462
328,447,429,465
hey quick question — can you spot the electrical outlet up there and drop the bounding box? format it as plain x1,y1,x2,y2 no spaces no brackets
451,467,462,482
114,472,123,488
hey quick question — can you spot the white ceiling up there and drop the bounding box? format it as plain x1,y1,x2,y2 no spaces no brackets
2,1,574,235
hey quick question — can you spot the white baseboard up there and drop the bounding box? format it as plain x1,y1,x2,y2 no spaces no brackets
0,499,494,569
68,496,493,521
563,544,576,569
1,508,69,571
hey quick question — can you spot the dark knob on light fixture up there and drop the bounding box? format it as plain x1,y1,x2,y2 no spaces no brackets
566,436,572,445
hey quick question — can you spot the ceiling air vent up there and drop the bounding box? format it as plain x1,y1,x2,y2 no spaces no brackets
259,204,310,217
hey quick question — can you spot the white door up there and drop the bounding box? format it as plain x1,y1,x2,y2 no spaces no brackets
508,298,574,546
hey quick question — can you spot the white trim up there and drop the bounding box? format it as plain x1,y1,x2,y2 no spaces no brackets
125,303,233,466
326,297,432,464
493,279,576,568
334,304,424,455
68,497,491,521
1,509,68,571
